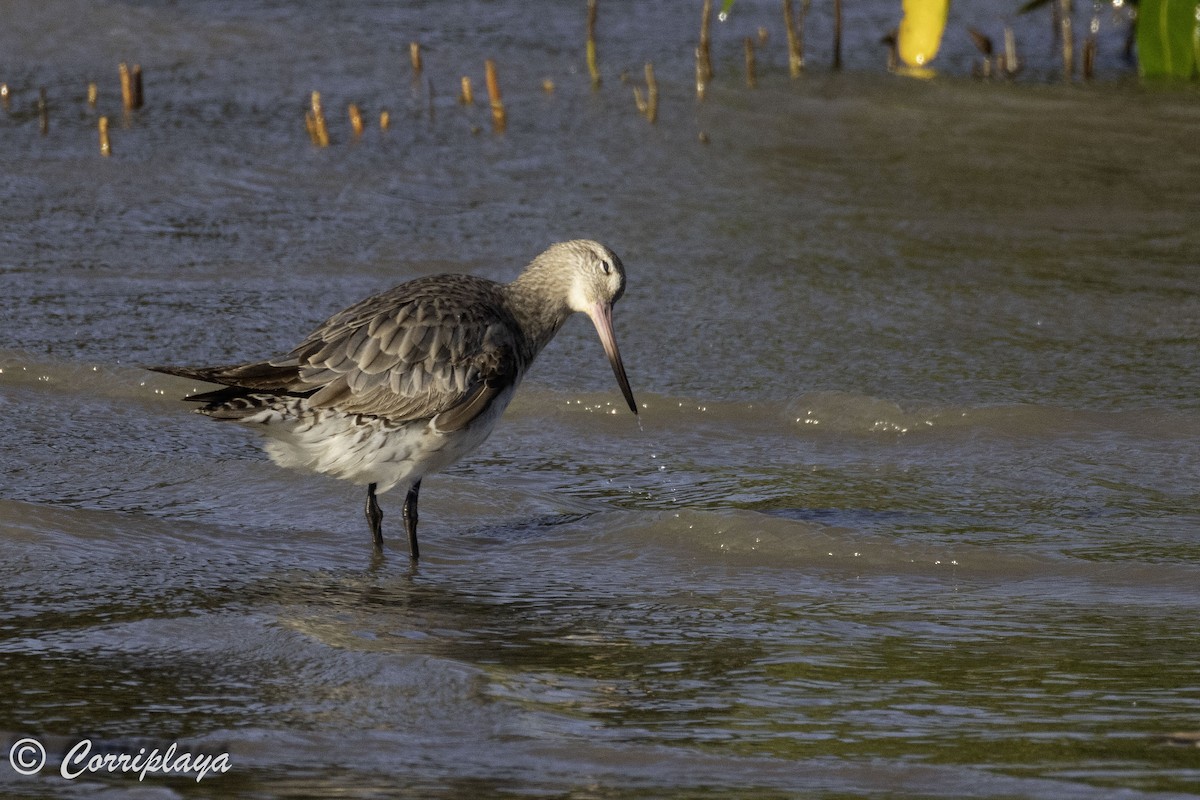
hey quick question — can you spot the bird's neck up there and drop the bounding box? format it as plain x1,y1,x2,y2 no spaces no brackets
506,260,573,358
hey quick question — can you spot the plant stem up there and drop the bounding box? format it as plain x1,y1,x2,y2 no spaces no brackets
587,0,601,89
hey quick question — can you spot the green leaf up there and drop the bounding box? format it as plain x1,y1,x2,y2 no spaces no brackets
1194,3,1200,66
721,0,736,17
1138,0,1199,78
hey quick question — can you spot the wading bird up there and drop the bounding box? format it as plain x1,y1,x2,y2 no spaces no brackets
152,240,637,559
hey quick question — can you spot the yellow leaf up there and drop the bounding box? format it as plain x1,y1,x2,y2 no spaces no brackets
898,0,951,67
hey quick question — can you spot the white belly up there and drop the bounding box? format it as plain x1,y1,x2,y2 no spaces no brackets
240,388,514,493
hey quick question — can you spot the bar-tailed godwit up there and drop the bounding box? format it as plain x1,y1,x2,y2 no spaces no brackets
151,240,637,559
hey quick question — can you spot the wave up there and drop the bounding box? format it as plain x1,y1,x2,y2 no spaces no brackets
5,350,1195,441
508,385,1200,442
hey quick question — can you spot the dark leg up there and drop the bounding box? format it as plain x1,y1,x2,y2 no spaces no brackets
365,482,384,550
402,480,421,560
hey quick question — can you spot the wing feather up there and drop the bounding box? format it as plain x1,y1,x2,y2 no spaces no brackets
151,274,524,428
286,275,522,424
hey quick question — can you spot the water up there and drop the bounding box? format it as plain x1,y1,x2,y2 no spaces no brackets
3,1,1200,797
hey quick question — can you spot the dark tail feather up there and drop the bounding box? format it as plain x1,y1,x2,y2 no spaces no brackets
146,361,315,417
191,392,292,420
147,361,305,394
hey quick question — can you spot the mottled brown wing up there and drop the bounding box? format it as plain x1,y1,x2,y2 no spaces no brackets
275,274,523,430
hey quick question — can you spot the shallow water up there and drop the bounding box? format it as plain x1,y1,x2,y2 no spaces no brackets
3,2,1200,798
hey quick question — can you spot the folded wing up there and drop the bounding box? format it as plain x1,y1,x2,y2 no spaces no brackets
151,275,522,433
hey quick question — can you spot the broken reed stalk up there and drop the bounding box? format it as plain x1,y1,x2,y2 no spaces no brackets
782,0,806,77
633,63,658,122
348,102,364,138
380,110,391,130
1082,9,1098,79
696,0,714,100
118,64,131,108
744,37,757,88
98,116,111,156
37,87,48,135
586,0,601,89
1003,25,1020,76
1059,0,1073,80
410,42,423,75
645,63,658,123
960,24,1020,78
87,82,98,107
968,27,993,77
460,76,474,104
832,0,842,70
119,62,143,110
0,83,9,111
881,30,898,71
484,59,506,133
306,91,330,147
132,65,144,108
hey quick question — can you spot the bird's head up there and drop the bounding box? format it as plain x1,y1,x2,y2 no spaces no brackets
525,240,638,416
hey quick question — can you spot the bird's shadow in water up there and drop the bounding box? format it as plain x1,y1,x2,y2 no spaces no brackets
270,510,770,686
350,509,594,579
266,511,603,650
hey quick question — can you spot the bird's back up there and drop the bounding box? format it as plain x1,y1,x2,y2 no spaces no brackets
152,273,528,433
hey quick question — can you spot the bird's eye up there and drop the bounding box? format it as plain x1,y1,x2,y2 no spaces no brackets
600,260,612,275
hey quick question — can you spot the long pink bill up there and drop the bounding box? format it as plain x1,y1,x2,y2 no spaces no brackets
587,301,638,415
